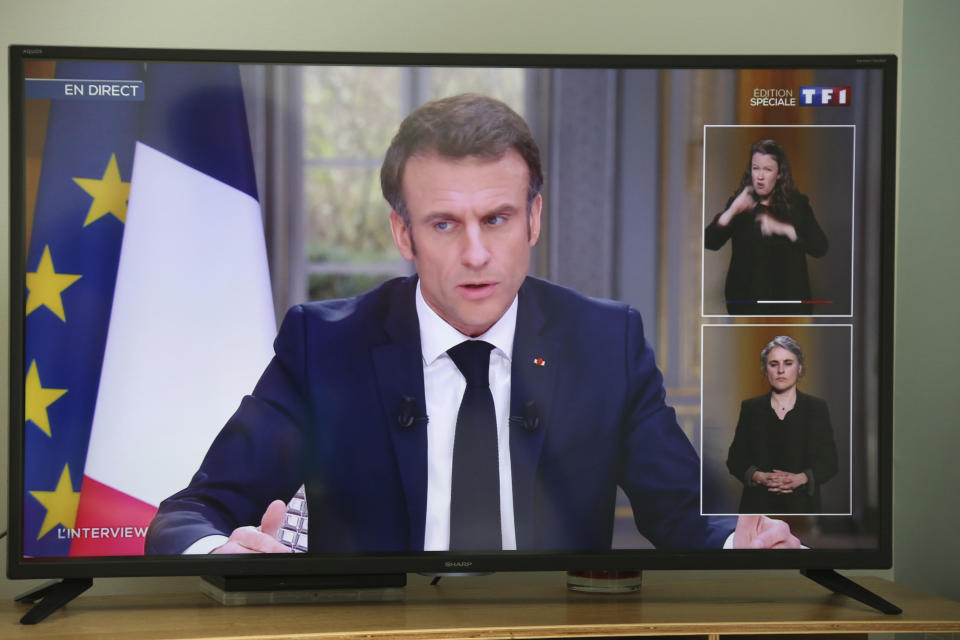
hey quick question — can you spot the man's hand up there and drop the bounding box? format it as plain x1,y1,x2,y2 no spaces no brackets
211,500,293,554
733,515,802,549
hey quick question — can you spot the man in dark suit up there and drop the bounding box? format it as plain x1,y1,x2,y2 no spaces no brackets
145,94,799,555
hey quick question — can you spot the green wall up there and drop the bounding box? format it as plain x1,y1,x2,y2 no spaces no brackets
1,0,955,603
893,0,960,601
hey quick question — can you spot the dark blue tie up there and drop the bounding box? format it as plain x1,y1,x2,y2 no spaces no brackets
447,340,501,550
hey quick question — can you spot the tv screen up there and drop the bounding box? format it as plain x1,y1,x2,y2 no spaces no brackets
8,46,896,590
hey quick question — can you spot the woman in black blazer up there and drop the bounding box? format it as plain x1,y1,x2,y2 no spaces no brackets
726,335,838,514
705,139,828,316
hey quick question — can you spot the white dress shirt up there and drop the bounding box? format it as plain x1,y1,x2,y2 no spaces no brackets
417,281,517,551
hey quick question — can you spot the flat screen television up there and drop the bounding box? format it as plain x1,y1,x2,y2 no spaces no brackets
7,45,898,622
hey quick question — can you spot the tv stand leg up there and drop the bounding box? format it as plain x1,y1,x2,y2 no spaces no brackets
800,569,901,614
15,578,93,624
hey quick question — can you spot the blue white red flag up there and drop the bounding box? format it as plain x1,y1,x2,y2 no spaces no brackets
22,61,275,557
71,63,276,556
23,62,142,558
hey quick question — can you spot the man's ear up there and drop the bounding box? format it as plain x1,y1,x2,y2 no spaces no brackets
389,210,415,261
527,193,542,247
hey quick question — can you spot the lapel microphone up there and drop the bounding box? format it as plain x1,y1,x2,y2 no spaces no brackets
398,396,538,430
509,400,540,431
397,395,428,429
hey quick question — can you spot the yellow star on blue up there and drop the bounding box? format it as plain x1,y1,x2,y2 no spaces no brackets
30,464,81,540
73,153,130,226
25,245,82,322
24,360,67,437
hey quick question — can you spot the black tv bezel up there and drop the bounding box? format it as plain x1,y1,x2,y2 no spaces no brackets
7,45,897,580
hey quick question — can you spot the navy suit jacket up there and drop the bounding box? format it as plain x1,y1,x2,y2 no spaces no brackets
145,276,732,554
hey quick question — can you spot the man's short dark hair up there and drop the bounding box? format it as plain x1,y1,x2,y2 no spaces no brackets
380,93,544,226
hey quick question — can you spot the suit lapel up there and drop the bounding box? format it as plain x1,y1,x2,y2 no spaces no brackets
509,280,561,549
371,278,428,550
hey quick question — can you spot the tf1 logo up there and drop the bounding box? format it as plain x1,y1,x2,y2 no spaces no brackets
799,86,852,106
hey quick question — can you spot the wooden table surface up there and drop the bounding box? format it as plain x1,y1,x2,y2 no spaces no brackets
3,573,959,639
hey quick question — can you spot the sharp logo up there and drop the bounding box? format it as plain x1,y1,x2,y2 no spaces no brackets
444,561,473,568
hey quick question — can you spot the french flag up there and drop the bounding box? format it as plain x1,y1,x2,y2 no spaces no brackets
71,64,276,556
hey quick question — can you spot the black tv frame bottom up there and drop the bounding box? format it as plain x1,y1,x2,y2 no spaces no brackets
14,569,901,624
801,569,902,614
